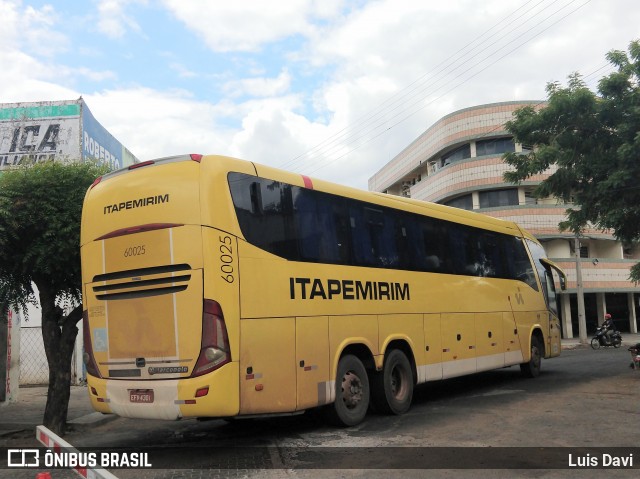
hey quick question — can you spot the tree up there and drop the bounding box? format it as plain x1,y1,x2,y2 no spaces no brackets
503,39,640,282
0,161,108,435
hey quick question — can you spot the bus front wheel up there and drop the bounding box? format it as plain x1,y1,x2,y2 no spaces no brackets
328,355,370,427
371,349,413,415
520,336,542,378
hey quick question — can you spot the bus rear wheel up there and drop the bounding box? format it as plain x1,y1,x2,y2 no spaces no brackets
328,355,370,427
371,349,413,415
520,336,542,378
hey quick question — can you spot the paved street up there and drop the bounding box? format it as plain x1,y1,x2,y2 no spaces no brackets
2,344,639,478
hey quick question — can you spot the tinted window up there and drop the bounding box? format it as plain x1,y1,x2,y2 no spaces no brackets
442,144,471,165
476,138,516,156
228,172,538,287
479,189,519,208
444,194,473,210
294,188,350,264
526,239,557,310
505,236,538,290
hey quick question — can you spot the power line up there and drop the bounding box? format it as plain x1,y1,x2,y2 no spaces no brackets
303,0,592,177
277,0,548,171
281,0,594,178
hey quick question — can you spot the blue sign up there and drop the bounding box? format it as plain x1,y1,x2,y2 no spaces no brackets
82,103,123,170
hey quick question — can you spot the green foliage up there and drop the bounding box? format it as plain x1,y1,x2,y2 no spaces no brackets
0,161,109,313
503,39,640,282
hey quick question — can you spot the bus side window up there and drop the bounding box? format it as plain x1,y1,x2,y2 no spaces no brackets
294,189,348,265
420,218,446,273
249,181,263,214
476,232,504,278
397,213,422,271
331,198,351,265
367,207,399,268
349,204,374,266
509,237,538,290
448,223,473,275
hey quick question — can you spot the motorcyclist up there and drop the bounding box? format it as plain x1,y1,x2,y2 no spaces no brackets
602,313,615,344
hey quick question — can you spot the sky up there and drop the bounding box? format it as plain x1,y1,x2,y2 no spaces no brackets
1,0,639,190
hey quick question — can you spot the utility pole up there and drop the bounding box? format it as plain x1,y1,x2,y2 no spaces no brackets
575,234,587,343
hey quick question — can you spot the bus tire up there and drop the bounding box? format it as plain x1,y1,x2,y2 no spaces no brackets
520,336,542,378
371,349,413,415
328,355,370,427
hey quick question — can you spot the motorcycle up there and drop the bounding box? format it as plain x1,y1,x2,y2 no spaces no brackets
630,344,640,370
590,326,622,349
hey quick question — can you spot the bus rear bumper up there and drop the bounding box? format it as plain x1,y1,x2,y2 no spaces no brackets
86,362,240,420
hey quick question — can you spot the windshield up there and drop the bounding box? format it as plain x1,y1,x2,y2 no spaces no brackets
525,239,559,316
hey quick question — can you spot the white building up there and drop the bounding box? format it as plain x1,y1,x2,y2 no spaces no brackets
369,101,640,338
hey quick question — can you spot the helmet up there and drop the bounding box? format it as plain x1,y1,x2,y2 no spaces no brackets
604,313,612,319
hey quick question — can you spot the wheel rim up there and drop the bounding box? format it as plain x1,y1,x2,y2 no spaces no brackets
341,370,364,410
390,365,409,400
531,345,541,370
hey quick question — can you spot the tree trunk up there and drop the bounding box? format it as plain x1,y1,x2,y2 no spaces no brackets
39,287,82,436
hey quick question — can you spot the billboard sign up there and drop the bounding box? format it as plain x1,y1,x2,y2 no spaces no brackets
0,102,81,169
81,102,124,170
0,100,138,171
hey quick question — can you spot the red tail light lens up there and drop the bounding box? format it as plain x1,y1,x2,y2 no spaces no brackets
90,176,102,189
191,299,231,377
190,154,203,162
128,160,155,170
82,310,102,378
95,223,183,241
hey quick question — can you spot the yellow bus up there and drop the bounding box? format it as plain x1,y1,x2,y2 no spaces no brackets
81,154,566,426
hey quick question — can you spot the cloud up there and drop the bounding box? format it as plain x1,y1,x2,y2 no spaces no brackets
96,0,147,39
0,0,68,58
160,0,340,52
3,0,640,193
223,70,292,99
168,62,197,79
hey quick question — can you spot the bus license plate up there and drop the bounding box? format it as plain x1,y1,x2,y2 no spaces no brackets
129,389,154,403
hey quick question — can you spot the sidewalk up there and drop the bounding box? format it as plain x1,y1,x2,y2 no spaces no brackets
0,385,113,437
560,332,640,350
2,333,640,437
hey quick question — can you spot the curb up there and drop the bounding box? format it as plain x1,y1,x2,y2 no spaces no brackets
68,412,117,428
561,338,640,351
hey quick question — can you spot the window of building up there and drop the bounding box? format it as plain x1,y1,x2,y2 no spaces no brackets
441,144,471,166
476,138,516,156
524,191,537,205
444,194,473,210
478,189,519,208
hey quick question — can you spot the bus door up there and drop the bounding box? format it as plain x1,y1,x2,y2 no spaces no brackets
540,259,567,357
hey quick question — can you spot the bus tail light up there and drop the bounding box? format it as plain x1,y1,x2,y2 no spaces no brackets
192,300,231,377
82,310,102,378
95,223,183,241
128,160,155,170
90,176,102,189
